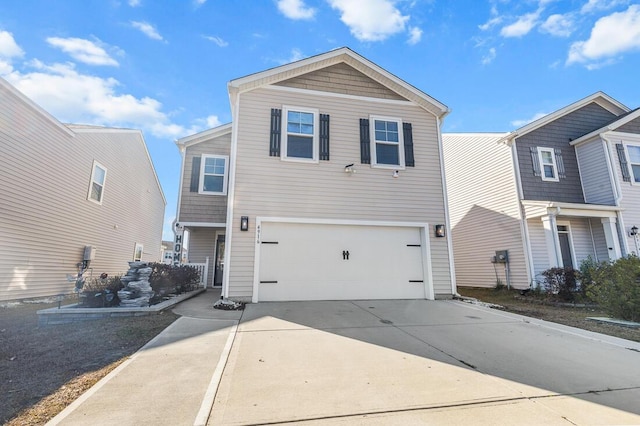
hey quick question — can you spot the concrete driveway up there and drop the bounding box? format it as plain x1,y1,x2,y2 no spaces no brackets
209,299,640,425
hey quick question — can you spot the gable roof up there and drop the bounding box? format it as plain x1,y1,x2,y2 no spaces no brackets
175,122,232,149
570,107,640,146
501,92,629,144
227,47,449,119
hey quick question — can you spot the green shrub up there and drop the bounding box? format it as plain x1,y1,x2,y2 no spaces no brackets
588,255,640,322
578,255,601,299
541,267,580,301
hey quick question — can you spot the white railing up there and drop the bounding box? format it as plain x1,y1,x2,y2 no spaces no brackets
186,257,209,288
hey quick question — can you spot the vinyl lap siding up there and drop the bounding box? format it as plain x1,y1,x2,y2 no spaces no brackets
576,139,615,205
0,84,165,301
442,134,529,289
229,87,451,299
179,134,230,223
590,218,609,262
566,218,596,266
527,219,549,281
186,227,219,287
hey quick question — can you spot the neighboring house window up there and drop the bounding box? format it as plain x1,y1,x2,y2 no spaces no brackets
537,147,559,182
199,154,229,195
88,161,107,204
370,115,405,168
133,243,143,261
625,145,640,183
281,106,319,162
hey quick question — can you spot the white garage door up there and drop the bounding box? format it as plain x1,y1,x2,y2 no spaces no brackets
257,222,428,301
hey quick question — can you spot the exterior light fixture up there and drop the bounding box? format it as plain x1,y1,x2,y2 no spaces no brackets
240,216,249,231
631,225,638,236
344,164,355,174
392,170,399,178
435,224,445,238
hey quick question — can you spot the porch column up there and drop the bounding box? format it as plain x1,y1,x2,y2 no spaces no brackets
601,217,622,261
541,214,562,268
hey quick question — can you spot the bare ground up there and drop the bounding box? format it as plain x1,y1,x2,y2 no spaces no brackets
0,298,178,425
457,287,640,343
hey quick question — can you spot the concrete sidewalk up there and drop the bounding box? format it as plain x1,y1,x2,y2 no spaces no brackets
47,290,241,426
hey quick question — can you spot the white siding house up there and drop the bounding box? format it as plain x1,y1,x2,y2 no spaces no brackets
0,77,166,301
175,47,455,302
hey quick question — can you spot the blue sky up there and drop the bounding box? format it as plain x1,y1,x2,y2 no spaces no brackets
1,0,639,240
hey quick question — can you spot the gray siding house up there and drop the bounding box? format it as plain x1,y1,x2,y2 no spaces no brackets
0,77,166,301
443,92,639,289
174,47,456,302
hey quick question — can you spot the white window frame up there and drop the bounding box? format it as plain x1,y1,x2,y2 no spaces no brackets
537,147,559,182
370,115,405,169
133,243,143,261
87,160,107,204
281,105,319,163
623,141,640,185
199,154,229,195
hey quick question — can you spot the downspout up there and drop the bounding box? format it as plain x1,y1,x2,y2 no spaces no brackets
221,85,241,300
436,116,457,297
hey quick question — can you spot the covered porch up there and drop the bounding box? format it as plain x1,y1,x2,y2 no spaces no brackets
175,222,226,289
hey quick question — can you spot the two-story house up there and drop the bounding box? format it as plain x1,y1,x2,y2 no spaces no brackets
443,92,640,289
174,47,456,302
0,77,166,302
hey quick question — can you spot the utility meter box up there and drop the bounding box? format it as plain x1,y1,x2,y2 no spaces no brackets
83,246,96,261
495,250,509,263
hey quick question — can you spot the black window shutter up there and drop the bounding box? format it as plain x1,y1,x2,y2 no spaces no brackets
616,143,631,182
319,114,330,161
403,122,414,167
270,108,282,157
530,147,541,177
360,118,370,164
190,156,201,192
555,149,566,179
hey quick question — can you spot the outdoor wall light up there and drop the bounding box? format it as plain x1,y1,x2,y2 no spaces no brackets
630,225,638,237
435,224,445,238
240,216,249,231
392,170,399,178
344,164,356,174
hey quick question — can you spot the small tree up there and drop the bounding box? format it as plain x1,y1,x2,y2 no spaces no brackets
588,255,640,322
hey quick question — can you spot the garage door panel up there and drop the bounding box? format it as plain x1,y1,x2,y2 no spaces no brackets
258,222,428,301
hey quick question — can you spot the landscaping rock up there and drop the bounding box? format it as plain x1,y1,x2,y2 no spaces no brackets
119,262,154,307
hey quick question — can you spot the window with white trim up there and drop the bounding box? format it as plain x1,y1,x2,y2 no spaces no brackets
199,154,228,195
537,147,558,182
370,115,405,168
625,144,640,183
88,161,107,204
282,106,319,162
133,243,143,261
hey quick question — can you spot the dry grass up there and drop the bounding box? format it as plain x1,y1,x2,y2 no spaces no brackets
0,298,178,425
458,287,640,343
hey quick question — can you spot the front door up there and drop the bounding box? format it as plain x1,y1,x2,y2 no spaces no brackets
557,225,573,268
213,234,225,287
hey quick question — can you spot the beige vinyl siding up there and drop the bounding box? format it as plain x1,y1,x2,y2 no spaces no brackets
442,134,529,289
185,227,220,287
589,218,609,262
564,218,596,266
275,63,405,101
575,139,615,205
0,83,165,301
229,87,451,299
527,218,549,282
179,134,230,223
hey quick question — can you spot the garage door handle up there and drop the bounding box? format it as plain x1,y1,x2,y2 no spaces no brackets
409,280,424,283
262,241,279,244
407,244,421,247
342,250,350,260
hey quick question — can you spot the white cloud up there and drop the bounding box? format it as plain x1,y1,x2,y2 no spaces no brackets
0,30,24,59
277,0,316,20
540,13,575,37
567,5,640,66
482,47,497,64
327,0,410,41
131,21,164,41
194,0,207,6
203,35,229,47
128,0,141,6
2,60,210,138
407,27,422,45
479,16,503,31
500,11,541,37
46,37,119,66
581,0,628,14
511,112,548,127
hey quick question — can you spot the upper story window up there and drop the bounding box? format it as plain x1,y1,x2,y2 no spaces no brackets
199,154,228,195
537,147,559,182
88,160,107,204
282,106,319,162
370,115,405,168
625,145,640,183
